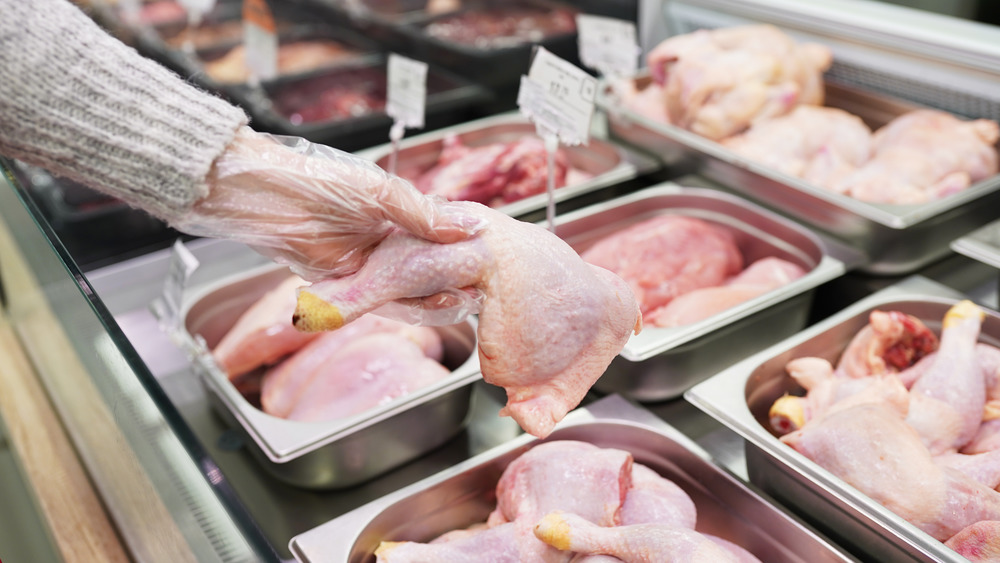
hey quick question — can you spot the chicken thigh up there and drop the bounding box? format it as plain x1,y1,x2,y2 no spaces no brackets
833,109,999,204
292,202,642,438
646,25,832,140
836,309,937,378
722,106,872,187
945,521,1000,562
781,402,1000,541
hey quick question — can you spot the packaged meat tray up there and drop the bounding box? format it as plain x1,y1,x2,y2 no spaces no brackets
235,57,489,151
686,276,1000,562
288,394,855,563
553,183,845,401
177,264,482,489
354,112,660,219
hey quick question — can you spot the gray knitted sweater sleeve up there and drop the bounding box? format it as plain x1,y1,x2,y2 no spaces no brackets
0,0,248,219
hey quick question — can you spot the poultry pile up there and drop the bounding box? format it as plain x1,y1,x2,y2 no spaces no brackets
625,25,1000,204
292,201,641,438
769,300,1000,559
401,133,593,207
211,274,453,423
374,440,763,562
579,214,806,328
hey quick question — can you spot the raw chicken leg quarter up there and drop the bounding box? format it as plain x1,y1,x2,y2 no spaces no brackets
291,201,643,437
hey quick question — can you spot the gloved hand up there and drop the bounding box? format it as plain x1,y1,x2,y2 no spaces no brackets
170,126,486,281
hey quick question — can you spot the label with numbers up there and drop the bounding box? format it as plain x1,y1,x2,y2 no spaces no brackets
243,0,278,82
576,14,640,77
387,53,429,129
517,47,596,146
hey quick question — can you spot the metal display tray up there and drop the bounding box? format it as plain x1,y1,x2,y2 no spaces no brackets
952,218,1000,271
685,276,996,562
234,55,491,152
552,183,845,401
178,264,483,489
289,394,855,563
354,112,661,219
602,76,1000,276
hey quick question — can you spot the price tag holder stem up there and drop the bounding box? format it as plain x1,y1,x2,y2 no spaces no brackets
386,54,428,176
517,47,596,232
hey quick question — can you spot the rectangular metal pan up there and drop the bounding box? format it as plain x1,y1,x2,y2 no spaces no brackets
551,183,845,401
602,77,1000,276
177,264,482,489
952,218,1000,271
686,276,995,562
288,394,855,563
354,112,660,219
234,56,490,152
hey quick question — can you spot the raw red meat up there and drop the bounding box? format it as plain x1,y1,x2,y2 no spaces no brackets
410,134,570,205
424,5,577,49
580,215,744,315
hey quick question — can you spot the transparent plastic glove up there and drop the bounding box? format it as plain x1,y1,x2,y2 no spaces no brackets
169,126,486,281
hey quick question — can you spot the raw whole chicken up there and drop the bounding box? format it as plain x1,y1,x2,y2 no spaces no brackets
644,257,806,327
721,106,873,188
645,25,832,140
832,109,1000,204
211,274,319,380
581,215,743,316
408,134,581,206
292,202,642,438
260,313,443,417
376,440,761,562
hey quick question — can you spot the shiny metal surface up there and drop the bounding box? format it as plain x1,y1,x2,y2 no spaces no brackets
289,394,856,563
603,78,1000,275
354,112,661,219
553,183,845,400
686,276,992,563
952,218,1000,270
179,265,483,489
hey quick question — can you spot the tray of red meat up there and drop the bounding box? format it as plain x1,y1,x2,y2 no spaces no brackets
177,264,481,489
240,57,488,151
686,275,1000,562
355,112,660,218
603,16,1000,275
288,394,854,562
551,183,845,401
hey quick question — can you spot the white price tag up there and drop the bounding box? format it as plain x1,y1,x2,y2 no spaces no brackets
518,47,596,146
155,239,200,335
178,0,217,22
576,14,640,78
243,0,278,83
387,53,429,129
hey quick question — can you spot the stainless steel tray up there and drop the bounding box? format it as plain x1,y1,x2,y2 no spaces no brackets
952,218,1000,270
552,183,845,401
179,264,482,489
686,276,998,562
354,112,661,219
602,76,1000,276
289,394,855,563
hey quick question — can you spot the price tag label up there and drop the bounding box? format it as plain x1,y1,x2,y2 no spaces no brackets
517,47,596,146
153,239,200,337
178,0,217,22
387,53,429,129
576,14,640,78
243,0,278,83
